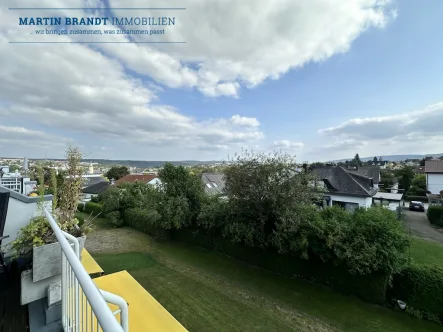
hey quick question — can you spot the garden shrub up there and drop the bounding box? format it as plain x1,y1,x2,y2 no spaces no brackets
427,205,443,227
84,202,103,216
77,203,84,212
90,195,100,203
124,208,168,239
106,211,124,228
391,264,443,323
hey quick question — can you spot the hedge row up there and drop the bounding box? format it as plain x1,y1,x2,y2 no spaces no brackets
172,228,388,304
83,202,103,216
391,264,443,322
427,205,443,227
123,208,170,239
406,196,429,203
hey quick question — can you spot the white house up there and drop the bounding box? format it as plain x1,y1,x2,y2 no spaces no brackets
425,160,443,194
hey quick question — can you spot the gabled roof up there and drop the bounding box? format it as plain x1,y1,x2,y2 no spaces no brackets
346,166,380,184
82,181,110,194
82,176,106,188
425,160,443,173
201,173,225,195
312,166,378,197
114,174,158,185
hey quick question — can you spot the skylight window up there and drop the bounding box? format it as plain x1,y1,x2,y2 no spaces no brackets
206,183,212,188
212,182,218,187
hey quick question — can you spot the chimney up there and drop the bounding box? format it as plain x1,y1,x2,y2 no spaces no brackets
356,165,359,171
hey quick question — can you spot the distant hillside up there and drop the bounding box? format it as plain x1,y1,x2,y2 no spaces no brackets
29,158,224,168
333,153,443,163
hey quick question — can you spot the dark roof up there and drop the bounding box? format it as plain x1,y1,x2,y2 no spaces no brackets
346,166,380,184
82,182,110,194
425,160,443,173
312,166,378,197
82,176,107,188
114,174,158,185
201,173,225,195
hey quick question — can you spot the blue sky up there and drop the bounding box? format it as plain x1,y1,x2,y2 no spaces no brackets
1,0,443,162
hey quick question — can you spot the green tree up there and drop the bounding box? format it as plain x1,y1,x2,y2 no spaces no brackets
158,163,205,226
373,156,378,164
223,150,323,248
105,166,129,181
407,174,427,196
350,153,362,167
394,166,415,192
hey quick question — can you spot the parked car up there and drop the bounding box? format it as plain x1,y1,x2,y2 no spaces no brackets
409,201,425,212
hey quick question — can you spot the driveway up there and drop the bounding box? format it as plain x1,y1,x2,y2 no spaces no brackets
402,207,443,244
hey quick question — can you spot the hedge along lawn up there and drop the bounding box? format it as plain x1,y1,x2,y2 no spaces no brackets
410,237,443,268
92,243,443,332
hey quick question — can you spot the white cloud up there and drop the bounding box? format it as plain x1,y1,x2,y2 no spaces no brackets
92,0,394,97
0,0,397,159
271,140,304,149
230,115,260,127
315,103,443,160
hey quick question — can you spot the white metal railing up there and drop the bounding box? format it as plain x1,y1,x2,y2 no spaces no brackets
43,207,129,332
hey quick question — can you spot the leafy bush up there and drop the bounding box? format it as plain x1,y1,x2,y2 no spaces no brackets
123,208,167,238
77,203,84,212
106,211,124,227
391,264,443,323
427,205,443,226
84,202,103,216
90,195,101,203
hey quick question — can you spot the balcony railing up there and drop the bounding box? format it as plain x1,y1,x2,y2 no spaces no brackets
43,207,128,332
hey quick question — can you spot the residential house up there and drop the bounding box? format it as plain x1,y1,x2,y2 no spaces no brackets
114,174,162,187
425,160,443,194
81,181,110,202
346,166,381,188
312,166,378,212
201,173,225,196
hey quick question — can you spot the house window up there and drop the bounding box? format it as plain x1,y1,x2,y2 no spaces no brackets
206,183,212,188
212,182,218,188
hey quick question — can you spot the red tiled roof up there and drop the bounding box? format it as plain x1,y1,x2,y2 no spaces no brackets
114,174,158,185
425,160,443,173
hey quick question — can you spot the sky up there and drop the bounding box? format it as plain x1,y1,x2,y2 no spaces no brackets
1,0,443,162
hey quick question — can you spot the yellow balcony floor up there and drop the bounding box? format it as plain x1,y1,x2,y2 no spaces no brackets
93,270,188,332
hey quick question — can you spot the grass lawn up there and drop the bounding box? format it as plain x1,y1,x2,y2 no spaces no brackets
410,237,443,268
92,240,443,332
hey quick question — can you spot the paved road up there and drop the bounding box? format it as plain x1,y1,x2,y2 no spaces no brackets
402,207,443,244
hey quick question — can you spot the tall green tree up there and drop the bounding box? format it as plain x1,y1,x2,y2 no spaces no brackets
223,150,323,248
407,174,427,196
158,163,205,225
350,153,362,167
105,166,129,181
394,166,415,192
373,156,378,164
